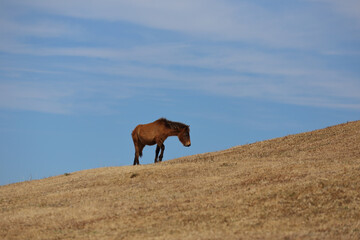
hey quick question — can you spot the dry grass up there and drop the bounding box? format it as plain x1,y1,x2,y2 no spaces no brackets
1,121,360,239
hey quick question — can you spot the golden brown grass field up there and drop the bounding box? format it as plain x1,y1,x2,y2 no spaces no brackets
1,121,360,239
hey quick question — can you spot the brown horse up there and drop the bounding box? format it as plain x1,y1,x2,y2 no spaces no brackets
131,118,191,165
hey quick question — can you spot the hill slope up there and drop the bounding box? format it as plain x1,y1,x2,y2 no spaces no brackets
1,121,360,239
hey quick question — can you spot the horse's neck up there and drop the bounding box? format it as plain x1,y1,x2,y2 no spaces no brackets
166,127,181,137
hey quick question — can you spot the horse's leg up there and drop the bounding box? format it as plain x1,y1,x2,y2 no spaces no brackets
133,152,138,165
159,144,165,162
154,145,160,163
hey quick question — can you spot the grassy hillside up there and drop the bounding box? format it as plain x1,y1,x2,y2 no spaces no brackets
1,121,360,239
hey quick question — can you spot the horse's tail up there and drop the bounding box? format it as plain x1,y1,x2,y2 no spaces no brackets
138,142,143,158
132,126,143,157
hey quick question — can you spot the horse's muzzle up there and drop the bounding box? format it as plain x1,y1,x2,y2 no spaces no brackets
185,143,191,147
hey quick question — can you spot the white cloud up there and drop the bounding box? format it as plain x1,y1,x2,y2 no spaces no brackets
2,40,359,111
308,0,360,23
3,0,359,51
0,42,326,77
0,81,73,114
6,0,342,49
0,20,76,38
0,78,137,114
1,0,359,113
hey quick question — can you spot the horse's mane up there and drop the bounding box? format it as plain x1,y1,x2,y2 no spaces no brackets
158,118,189,130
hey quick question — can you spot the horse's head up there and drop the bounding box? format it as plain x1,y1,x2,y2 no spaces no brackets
178,126,191,147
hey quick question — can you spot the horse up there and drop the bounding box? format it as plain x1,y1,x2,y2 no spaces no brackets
131,118,191,165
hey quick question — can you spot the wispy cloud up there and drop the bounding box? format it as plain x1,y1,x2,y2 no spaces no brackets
1,43,360,111
308,0,360,23
0,19,77,38
1,0,360,113
0,77,138,114
8,0,357,49
0,81,73,114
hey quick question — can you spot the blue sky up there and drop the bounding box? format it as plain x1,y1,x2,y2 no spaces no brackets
1,0,359,185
